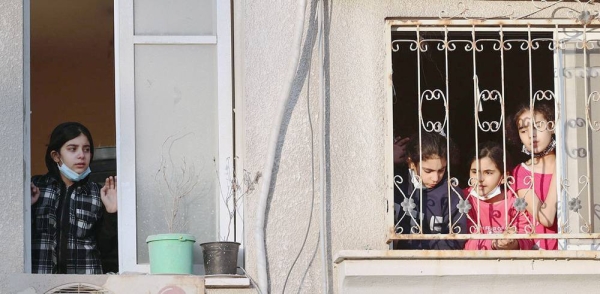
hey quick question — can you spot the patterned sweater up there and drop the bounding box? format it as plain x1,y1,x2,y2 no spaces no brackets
31,173,117,274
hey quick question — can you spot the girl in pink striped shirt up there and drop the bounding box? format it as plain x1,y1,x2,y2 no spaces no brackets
464,142,534,250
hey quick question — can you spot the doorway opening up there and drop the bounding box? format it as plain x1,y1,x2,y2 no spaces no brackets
30,0,117,273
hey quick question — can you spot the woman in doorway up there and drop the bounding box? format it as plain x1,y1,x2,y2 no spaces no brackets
30,122,117,274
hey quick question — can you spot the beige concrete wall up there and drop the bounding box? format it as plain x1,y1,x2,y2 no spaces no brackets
238,1,587,293
0,0,25,274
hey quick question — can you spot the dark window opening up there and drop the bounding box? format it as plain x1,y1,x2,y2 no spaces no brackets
391,30,554,184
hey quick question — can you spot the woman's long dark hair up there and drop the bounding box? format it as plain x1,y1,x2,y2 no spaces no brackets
45,122,94,176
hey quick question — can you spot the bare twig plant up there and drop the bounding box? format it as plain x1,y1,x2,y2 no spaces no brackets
156,133,199,233
216,157,261,241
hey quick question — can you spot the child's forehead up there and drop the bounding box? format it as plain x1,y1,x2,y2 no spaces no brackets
63,134,91,146
470,157,499,169
518,110,547,120
517,111,548,126
420,156,447,167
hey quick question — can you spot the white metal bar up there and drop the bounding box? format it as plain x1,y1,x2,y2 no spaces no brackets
527,25,538,228
500,26,509,230
416,26,424,233
335,249,600,262
132,35,217,45
217,0,236,245
583,26,593,229
233,0,247,267
116,0,138,273
444,25,454,234
552,26,565,249
393,27,600,34
385,9,395,246
391,233,600,240
389,19,600,27
471,25,482,234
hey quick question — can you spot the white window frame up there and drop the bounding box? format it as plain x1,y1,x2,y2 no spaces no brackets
116,0,236,273
386,19,600,250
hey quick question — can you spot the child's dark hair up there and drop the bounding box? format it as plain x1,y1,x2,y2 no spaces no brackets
406,131,457,165
507,102,555,146
469,141,511,174
45,122,94,176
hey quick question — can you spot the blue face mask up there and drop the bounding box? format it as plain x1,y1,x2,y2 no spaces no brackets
57,160,91,182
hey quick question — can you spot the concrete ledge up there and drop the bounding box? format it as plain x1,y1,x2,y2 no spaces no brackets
334,249,600,263
335,250,600,294
0,274,251,293
205,275,251,288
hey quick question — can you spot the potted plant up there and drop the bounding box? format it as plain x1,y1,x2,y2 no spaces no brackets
200,158,260,275
146,135,199,274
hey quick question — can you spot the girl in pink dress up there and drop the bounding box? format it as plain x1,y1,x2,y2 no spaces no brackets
509,102,558,250
464,142,534,250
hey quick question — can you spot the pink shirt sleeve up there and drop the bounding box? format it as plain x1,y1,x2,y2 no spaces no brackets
513,164,530,192
509,194,534,250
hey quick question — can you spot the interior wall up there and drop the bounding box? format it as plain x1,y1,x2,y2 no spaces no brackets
30,0,115,176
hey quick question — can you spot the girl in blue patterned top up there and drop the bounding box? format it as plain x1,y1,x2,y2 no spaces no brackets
30,122,117,274
395,131,467,249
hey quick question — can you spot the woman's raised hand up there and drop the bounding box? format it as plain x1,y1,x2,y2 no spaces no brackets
31,183,40,205
101,176,118,213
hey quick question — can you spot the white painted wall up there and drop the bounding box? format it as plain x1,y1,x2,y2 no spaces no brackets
0,0,25,275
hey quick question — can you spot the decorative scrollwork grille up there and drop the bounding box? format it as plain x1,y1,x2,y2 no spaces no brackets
389,2,600,250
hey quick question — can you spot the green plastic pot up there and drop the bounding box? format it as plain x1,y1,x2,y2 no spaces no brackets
146,233,196,274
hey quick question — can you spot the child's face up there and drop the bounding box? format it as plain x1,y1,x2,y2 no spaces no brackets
470,156,503,196
517,110,554,154
51,134,92,174
410,156,447,189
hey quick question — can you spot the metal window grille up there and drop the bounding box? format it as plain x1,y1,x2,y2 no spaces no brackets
388,15,600,250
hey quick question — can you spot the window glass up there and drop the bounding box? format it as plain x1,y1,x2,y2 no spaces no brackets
134,0,215,35
134,44,218,263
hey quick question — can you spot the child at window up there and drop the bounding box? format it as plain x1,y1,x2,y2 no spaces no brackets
395,131,467,249
509,102,558,250
463,142,534,250
30,122,118,274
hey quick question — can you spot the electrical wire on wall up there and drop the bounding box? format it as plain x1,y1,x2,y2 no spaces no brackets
281,1,329,291
317,0,330,292
255,0,332,293
255,0,309,293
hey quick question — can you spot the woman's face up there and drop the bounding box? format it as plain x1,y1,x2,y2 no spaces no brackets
52,133,92,174
410,156,447,189
470,156,503,196
517,110,554,154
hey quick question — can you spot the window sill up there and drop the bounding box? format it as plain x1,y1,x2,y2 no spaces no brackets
204,275,251,288
335,250,600,293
